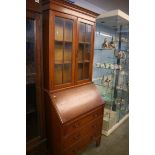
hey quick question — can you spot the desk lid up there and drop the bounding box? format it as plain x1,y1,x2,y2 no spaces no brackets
49,84,104,124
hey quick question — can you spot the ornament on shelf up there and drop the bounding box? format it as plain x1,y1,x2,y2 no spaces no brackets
117,51,126,59
102,38,109,48
109,37,115,48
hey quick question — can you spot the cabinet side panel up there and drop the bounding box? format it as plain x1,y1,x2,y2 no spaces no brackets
44,92,62,155
90,23,96,81
43,11,50,90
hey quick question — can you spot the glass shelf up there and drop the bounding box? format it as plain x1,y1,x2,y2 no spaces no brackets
93,9,129,133
94,48,115,50
78,60,90,63
79,41,90,44
55,60,72,64
55,39,72,43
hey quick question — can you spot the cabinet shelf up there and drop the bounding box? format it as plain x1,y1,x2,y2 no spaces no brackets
54,60,72,64
79,41,90,44
94,48,115,50
78,60,90,63
55,39,72,43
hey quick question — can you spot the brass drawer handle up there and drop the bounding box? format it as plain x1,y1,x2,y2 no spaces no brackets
92,124,98,129
73,134,80,140
93,113,99,118
53,95,56,99
73,122,79,128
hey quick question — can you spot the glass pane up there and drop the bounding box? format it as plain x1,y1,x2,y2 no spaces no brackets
54,41,63,64
26,18,39,141
26,84,38,141
63,64,72,83
78,63,83,80
86,24,92,43
84,44,90,61
78,43,84,62
64,42,72,63
27,112,38,141
54,64,63,85
83,63,89,79
65,20,73,42
55,17,64,41
79,23,85,42
26,20,35,77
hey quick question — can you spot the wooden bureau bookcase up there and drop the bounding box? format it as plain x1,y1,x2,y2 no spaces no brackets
42,0,105,154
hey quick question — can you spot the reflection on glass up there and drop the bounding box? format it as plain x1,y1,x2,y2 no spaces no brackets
78,63,83,80
54,41,63,64
26,18,39,141
79,23,85,42
54,17,74,85
86,24,92,42
63,64,72,83
54,64,63,85
27,112,38,141
64,42,72,63
55,17,64,41
84,44,90,61
78,43,84,62
26,19,35,77
65,20,73,42
83,63,89,79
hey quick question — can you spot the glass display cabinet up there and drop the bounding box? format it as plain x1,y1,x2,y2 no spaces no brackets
26,0,47,154
93,10,129,136
42,2,96,92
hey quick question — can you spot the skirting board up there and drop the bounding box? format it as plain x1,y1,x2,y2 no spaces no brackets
102,113,129,136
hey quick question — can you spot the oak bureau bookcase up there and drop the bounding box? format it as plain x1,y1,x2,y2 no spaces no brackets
42,0,105,154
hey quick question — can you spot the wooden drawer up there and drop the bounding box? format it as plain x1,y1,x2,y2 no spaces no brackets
63,132,101,155
63,117,102,150
63,107,103,137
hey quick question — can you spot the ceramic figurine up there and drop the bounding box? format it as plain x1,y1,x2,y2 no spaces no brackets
102,38,109,48
109,37,115,48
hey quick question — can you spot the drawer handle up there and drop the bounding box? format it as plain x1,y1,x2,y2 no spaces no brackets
73,134,80,140
93,114,99,118
73,123,79,128
53,95,56,99
92,124,98,129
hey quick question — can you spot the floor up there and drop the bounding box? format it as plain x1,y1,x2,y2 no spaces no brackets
79,118,129,155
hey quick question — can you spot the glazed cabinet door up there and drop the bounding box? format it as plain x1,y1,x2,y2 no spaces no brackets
76,18,95,84
51,12,76,90
26,11,44,145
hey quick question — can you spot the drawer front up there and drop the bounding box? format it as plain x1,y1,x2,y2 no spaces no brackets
63,117,102,150
63,132,101,155
63,107,103,137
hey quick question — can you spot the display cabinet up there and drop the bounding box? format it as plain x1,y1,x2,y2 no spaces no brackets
26,0,47,154
42,0,96,92
42,1,105,155
93,10,129,136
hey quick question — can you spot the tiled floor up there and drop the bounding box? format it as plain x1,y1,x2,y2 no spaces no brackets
79,118,129,155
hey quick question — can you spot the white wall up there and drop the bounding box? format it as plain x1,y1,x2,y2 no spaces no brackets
74,0,105,14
